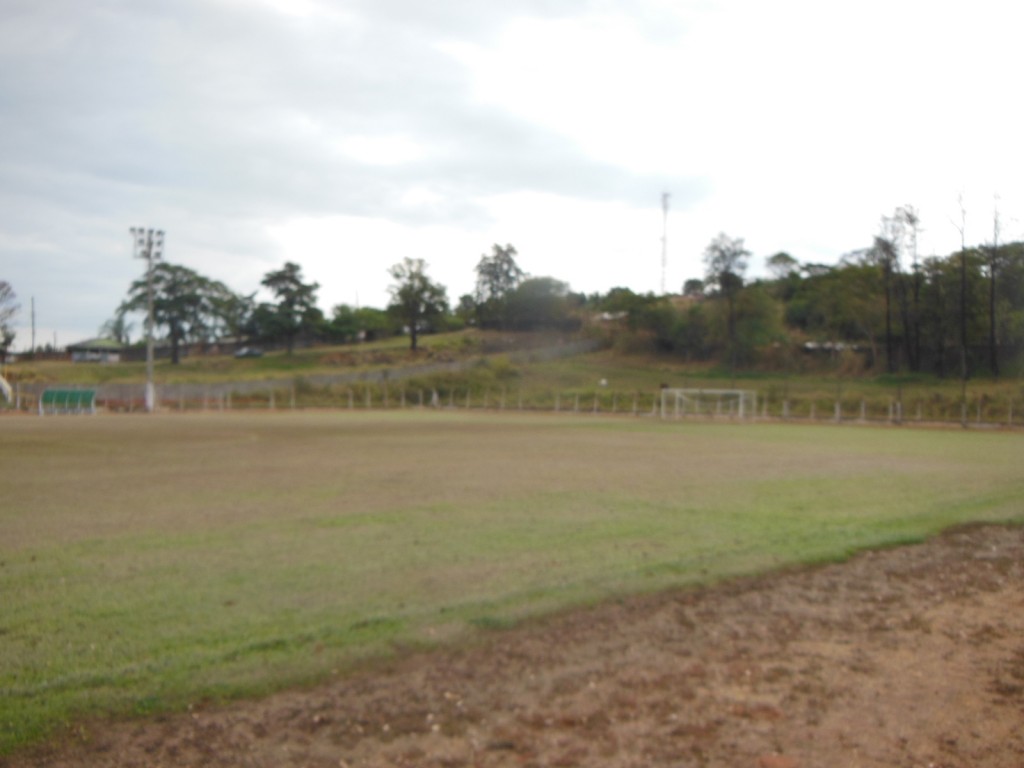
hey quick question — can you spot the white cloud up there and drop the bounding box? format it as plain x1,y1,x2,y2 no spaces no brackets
2,0,1023,348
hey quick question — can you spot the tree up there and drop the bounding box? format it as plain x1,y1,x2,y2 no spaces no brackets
897,205,923,371
986,197,1002,376
0,280,18,361
98,314,133,345
682,278,705,297
120,263,233,364
328,304,391,343
261,262,320,354
387,258,448,351
870,218,900,373
505,276,574,331
703,233,750,378
766,252,799,281
474,244,525,329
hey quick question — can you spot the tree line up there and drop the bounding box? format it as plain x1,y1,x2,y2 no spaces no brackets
3,211,1019,379
102,246,581,363
605,210,1024,379
90,223,1024,377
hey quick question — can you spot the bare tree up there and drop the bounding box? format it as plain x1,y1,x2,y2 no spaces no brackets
951,194,969,424
897,205,922,371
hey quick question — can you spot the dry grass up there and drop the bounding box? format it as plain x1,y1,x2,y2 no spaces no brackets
1,410,1022,752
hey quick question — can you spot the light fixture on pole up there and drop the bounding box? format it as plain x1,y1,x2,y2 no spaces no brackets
130,227,164,413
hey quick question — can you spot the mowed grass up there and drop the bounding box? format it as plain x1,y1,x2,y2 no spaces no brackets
1,411,1022,753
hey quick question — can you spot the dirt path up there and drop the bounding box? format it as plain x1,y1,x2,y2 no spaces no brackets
10,524,1024,768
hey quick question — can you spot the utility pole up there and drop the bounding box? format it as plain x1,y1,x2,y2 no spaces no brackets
661,192,670,294
31,297,35,353
130,227,164,413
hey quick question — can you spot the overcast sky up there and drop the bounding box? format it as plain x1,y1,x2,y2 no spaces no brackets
2,0,1023,349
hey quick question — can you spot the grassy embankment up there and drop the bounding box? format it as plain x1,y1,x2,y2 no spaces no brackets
2,410,1023,754
6,330,1023,423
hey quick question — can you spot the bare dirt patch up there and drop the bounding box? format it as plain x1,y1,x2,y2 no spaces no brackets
10,524,1024,768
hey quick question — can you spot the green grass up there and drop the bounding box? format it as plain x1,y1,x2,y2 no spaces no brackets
1,411,1023,754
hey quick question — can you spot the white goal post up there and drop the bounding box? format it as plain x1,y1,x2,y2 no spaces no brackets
660,388,757,420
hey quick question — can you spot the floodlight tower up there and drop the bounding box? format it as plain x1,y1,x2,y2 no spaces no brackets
130,227,164,413
660,192,670,295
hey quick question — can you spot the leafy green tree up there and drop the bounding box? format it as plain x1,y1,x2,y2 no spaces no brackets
766,252,798,281
212,291,256,341
474,244,525,329
261,262,320,354
682,278,705,297
387,258,448,351
329,304,392,343
0,280,19,360
703,233,750,378
120,263,233,364
454,294,477,327
505,277,575,331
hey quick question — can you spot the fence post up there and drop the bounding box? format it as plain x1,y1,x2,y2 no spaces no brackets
834,401,841,422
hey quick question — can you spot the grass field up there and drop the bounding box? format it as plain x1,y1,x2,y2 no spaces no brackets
2,410,1023,754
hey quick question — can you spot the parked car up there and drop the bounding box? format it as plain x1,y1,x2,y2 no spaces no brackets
234,346,263,358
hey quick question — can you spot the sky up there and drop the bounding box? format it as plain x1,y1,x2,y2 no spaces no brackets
2,0,1023,349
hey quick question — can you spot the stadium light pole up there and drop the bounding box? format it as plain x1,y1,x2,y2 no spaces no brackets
130,227,164,413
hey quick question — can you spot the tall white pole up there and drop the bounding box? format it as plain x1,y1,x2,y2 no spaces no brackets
130,227,164,413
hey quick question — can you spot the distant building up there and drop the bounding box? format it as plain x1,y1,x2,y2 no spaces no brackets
67,338,124,363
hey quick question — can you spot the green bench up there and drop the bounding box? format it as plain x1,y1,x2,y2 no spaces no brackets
39,388,98,415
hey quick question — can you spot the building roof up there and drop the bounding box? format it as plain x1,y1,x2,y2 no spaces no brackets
67,337,126,351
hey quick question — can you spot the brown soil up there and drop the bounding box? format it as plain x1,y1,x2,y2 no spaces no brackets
9,524,1024,768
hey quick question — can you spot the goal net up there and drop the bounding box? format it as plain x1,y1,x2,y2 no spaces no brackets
660,388,757,420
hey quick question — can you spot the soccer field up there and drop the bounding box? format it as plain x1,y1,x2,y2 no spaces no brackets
2,411,1022,752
